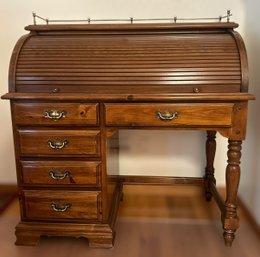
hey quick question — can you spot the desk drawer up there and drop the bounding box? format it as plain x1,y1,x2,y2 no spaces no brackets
105,103,233,127
23,190,101,220
13,103,99,126
18,129,100,156
20,161,101,186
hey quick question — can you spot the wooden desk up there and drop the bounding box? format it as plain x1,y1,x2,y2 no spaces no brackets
1,22,255,248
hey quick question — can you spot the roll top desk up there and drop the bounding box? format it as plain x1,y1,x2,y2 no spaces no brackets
1,22,255,247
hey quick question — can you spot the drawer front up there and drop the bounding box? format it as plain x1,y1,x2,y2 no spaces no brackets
23,190,101,220
18,129,100,156
13,103,99,126
105,103,233,127
20,161,101,186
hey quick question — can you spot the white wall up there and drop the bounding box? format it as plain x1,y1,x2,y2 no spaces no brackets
239,0,260,225
0,1,246,187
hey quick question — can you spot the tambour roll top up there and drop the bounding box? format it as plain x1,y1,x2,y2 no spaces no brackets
9,22,248,94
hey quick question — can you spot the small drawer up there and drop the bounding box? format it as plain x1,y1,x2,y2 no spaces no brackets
12,102,99,126
105,103,233,127
20,161,101,186
18,129,100,156
23,190,101,220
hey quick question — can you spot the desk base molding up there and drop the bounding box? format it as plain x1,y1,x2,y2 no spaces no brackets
15,183,123,248
15,222,115,248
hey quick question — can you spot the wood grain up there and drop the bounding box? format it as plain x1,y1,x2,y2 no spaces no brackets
2,92,255,101
22,190,101,220
18,129,101,156
20,160,101,186
12,28,243,94
13,102,99,126
1,22,255,248
105,103,233,127
25,22,239,31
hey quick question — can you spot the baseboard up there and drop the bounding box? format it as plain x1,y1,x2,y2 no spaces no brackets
238,196,260,238
0,184,18,215
213,188,260,238
0,184,18,193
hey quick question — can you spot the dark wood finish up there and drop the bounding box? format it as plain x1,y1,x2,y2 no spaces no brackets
105,130,120,221
15,184,122,247
20,160,101,186
222,140,242,246
12,85,244,94
1,22,254,248
204,131,217,201
118,175,204,186
25,22,239,32
0,184,18,192
2,92,255,101
22,190,101,220
105,103,233,127
15,222,114,247
13,102,99,126
8,34,33,92
230,31,249,92
11,24,244,95
18,129,100,156
230,102,248,140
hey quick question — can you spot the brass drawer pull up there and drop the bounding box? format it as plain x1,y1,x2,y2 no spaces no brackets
51,201,71,212
48,139,68,150
156,110,179,121
44,110,67,121
49,170,70,180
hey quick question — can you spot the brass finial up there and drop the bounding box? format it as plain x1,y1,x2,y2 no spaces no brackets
32,12,36,25
227,10,231,22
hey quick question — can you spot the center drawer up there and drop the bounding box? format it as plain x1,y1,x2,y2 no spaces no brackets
18,129,100,156
105,103,233,127
22,190,101,221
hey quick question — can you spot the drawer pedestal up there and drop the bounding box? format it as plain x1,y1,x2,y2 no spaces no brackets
15,183,123,248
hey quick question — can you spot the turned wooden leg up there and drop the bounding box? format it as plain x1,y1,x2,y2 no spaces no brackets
204,130,217,201
222,139,242,247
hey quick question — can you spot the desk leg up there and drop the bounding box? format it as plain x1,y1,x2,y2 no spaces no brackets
204,130,216,201
222,139,242,246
